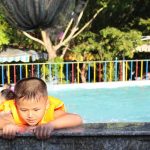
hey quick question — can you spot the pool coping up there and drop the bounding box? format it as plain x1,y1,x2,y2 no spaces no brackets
1,123,150,137
46,80,150,90
0,80,150,91
1,123,150,150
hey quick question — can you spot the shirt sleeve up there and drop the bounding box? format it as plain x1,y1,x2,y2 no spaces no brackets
48,96,66,111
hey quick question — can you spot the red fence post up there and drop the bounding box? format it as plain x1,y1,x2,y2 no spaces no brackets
119,62,122,81
32,64,34,77
136,61,138,79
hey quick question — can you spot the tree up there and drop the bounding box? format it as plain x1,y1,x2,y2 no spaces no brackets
68,27,142,82
0,6,44,52
0,0,106,60
0,7,10,50
91,0,150,32
69,27,142,61
22,2,106,60
138,18,150,35
98,27,142,60
65,31,100,82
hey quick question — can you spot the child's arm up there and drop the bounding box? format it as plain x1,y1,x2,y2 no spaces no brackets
0,113,35,139
51,110,83,129
34,110,82,139
0,113,18,139
0,112,14,129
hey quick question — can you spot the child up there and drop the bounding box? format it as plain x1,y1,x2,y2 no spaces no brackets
0,89,15,104
0,89,15,113
0,83,13,105
0,77,82,139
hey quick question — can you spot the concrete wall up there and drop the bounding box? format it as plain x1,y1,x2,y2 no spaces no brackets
1,123,150,150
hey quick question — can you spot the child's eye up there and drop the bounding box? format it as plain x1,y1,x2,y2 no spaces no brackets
34,109,40,111
20,109,27,112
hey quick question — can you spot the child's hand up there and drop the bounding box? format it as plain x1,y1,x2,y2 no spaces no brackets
17,125,36,134
2,124,19,139
33,123,54,139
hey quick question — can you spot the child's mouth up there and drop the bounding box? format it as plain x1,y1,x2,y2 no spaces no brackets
27,119,36,124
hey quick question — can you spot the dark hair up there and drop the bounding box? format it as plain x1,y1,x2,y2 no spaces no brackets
14,77,48,101
1,89,15,100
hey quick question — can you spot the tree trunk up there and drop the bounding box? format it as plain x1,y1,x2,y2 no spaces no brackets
41,29,57,60
81,63,87,83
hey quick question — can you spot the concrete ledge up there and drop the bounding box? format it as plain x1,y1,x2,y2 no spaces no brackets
1,123,150,150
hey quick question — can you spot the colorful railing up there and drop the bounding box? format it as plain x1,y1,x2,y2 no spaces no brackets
0,59,149,85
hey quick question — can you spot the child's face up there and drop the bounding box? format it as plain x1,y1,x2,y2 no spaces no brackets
16,98,49,126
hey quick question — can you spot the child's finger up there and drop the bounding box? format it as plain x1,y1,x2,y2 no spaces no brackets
34,126,46,139
34,127,42,139
42,128,50,139
3,129,14,139
2,127,9,138
39,127,46,139
8,130,16,139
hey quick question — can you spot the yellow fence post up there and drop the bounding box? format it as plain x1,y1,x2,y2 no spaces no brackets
94,62,96,83
109,62,112,81
43,64,45,81
25,64,28,78
126,61,128,81
7,65,10,84
141,61,143,80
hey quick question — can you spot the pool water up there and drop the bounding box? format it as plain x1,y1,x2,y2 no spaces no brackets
48,86,150,123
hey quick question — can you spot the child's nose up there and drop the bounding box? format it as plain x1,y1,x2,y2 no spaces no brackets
28,111,33,118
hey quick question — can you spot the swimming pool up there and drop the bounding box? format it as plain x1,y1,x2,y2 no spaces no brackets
48,84,150,123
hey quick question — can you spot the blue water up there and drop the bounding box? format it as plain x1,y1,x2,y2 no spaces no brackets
48,86,150,123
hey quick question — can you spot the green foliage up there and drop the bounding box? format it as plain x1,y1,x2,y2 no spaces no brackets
0,9,10,49
0,22,10,48
41,57,65,82
72,27,142,61
98,27,142,60
53,57,64,63
0,0,149,62
0,6,44,51
11,30,44,50
138,18,150,35
70,27,142,82
89,0,150,33
72,31,100,61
